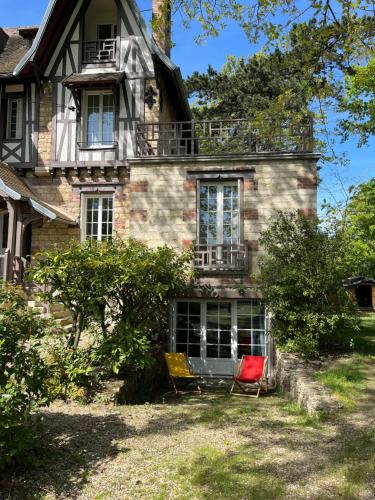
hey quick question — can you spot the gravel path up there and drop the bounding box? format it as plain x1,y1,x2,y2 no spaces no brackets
2,375,374,500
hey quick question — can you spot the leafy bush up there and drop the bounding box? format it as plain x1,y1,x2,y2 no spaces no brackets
45,334,103,402
0,284,51,469
259,211,359,357
30,239,193,392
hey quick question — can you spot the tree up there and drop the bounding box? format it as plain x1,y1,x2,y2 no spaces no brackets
341,178,375,277
339,58,375,145
0,284,51,469
30,239,193,372
182,2,374,145
258,211,358,357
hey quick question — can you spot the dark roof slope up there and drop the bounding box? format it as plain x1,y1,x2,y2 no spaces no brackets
0,26,38,77
0,161,76,224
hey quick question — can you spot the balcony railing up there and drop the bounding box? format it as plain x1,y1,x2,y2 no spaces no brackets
83,39,116,63
194,243,249,272
136,118,314,157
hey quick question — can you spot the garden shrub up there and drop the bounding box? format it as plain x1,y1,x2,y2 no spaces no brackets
0,284,51,470
259,211,359,358
45,334,103,402
30,239,193,396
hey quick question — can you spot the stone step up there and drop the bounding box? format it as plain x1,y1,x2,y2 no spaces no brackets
50,303,66,313
27,300,45,308
51,309,71,320
55,316,73,327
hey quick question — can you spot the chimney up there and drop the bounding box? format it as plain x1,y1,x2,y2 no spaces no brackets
152,0,171,57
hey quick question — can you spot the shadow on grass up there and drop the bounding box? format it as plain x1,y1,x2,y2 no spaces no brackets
354,313,375,356
2,411,135,499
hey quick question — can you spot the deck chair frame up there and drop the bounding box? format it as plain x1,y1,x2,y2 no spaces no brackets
230,355,268,398
165,353,202,395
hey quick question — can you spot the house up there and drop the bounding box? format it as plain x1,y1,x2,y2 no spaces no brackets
345,276,375,310
0,0,319,377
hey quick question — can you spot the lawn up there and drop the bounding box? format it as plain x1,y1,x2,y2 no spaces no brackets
2,315,375,500
315,313,375,409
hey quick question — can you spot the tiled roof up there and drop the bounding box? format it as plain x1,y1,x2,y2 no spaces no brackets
0,162,76,224
0,26,38,76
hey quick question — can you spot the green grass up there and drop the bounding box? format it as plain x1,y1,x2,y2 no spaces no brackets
282,401,323,427
176,444,285,500
315,313,375,410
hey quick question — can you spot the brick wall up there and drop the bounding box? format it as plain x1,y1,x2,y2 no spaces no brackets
37,83,53,170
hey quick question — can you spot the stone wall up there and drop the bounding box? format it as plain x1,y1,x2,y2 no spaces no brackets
128,156,317,275
24,156,317,268
275,351,342,416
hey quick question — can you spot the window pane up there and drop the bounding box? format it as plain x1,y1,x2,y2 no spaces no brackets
102,94,114,145
237,301,251,316
176,315,188,329
175,301,201,358
238,316,252,330
253,315,265,330
238,345,252,358
219,345,231,358
189,344,200,357
177,302,188,315
189,302,200,316
206,330,218,344
238,332,251,345
253,345,265,356
253,332,265,345
176,330,188,343
97,24,112,39
87,95,100,145
207,345,218,358
220,331,231,344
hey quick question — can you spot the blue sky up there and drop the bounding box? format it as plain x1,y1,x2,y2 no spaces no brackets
1,0,373,209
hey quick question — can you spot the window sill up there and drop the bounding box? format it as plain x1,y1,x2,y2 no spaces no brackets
78,143,118,151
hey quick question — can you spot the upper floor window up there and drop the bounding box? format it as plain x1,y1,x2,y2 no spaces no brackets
97,24,117,39
6,98,22,140
81,194,114,241
199,182,240,245
83,91,114,147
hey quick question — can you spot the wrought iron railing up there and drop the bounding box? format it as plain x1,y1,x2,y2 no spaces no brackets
194,243,249,272
136,118,314,157
83,39,116,63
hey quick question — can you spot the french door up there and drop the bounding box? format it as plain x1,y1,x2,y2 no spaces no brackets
198,182,240,245
172,299,267,376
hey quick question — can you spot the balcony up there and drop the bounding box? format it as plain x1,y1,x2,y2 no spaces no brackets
193,243,249,273
136,118,313,158
82,39,116,64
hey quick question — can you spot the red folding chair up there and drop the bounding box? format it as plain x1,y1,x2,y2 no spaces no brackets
230,355,268,398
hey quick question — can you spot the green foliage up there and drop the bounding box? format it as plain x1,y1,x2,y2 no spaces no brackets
339,57,375,145
258,211,358,357
343,178,375,277
30,239,193,382
184,5,374,147
45,335,102,402
0,284,51,469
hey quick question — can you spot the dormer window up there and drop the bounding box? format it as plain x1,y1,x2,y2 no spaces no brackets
82,91,114,148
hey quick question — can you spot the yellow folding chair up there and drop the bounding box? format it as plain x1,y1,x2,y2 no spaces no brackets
164,353,202,394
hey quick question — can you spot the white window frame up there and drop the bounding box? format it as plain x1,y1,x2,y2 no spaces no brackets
82,90,114,148
172,299,267,361
6,98,23,140
197,179,242,245
81,193,114,241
